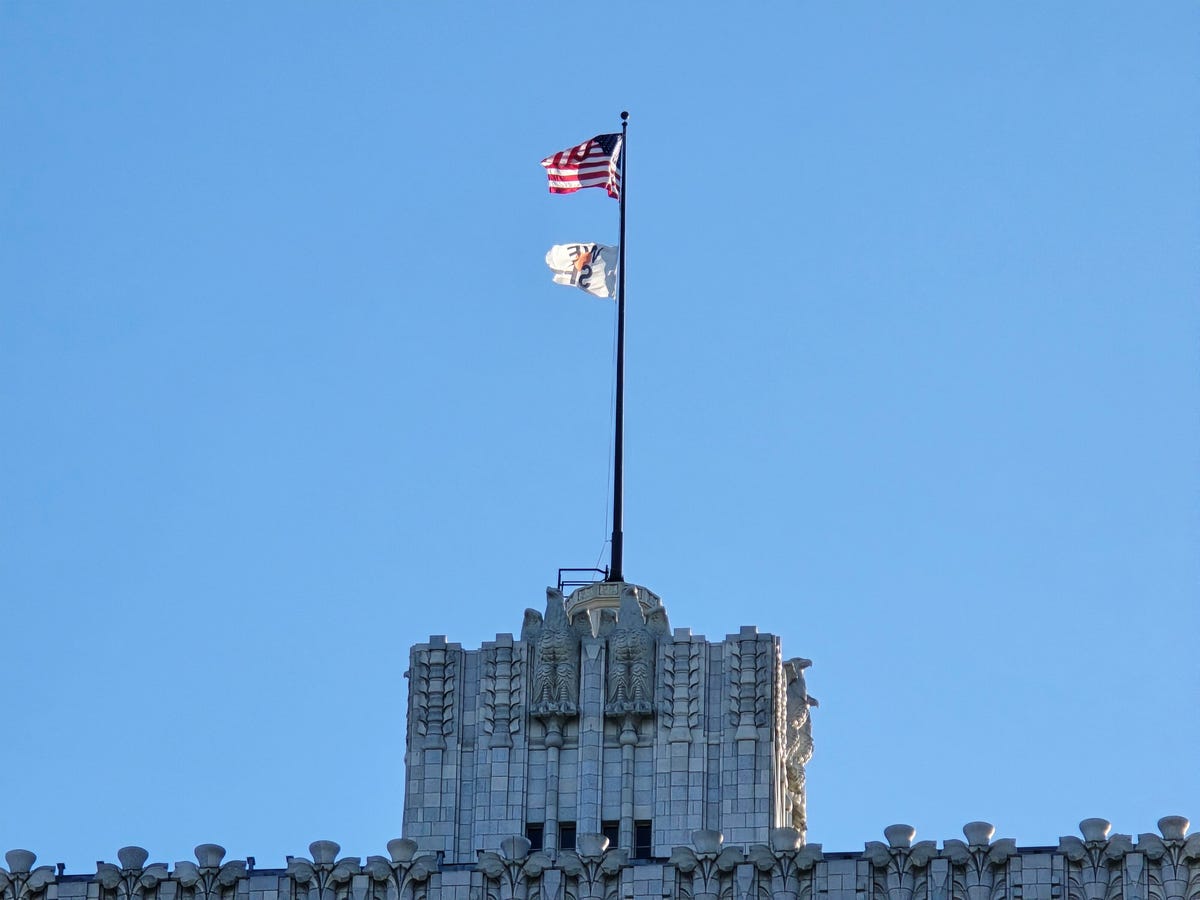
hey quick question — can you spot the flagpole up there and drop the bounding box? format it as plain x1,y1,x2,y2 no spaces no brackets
609,111,628,583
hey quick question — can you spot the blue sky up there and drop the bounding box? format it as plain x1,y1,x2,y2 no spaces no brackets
2,1,1197,873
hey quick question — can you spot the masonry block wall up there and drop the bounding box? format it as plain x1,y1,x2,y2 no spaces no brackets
401,582,816,864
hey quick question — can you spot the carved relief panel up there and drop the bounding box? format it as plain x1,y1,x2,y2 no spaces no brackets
481,636,523,748
521,588,583,719
604,587,668,719
781,657,817,837
407,639,458,751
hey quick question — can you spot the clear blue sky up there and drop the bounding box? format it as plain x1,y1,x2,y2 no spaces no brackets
2,1,1197,873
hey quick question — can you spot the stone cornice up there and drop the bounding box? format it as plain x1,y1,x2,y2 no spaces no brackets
10,818,1197,900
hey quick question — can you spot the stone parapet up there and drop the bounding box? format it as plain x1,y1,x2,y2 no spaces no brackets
8,817,1196,900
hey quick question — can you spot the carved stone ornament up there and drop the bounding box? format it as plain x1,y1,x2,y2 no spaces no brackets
287,841,362,900
0,851,56,900
96,848,169,900
605,586,669,718
661,636,702,741
942,822,1018,900
728,629,772,741
1138,816,1200,900
363,838,438,900
781,657,818,836
1059,819,1135,900
481,635,523,748
746,828,823,900
407,640,457,750
669,830,745,900
558,834,627,900
172,845,247,900
522,588,583,718
864,825,938,900
475,835,554,900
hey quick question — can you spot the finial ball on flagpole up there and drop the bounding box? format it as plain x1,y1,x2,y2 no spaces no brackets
621,111,629,121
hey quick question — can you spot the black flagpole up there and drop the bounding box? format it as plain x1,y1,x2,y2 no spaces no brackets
609,111,628,583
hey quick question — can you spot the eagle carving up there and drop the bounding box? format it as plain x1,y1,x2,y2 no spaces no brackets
604,586,669,717
521,588,581,717
782,656,818,835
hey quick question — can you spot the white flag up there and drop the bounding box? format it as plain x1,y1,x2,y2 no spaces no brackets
545,243,618,300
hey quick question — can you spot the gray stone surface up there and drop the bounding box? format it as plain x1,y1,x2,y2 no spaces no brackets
9,583,1195,899
7,819,1198,900
402,581,812,862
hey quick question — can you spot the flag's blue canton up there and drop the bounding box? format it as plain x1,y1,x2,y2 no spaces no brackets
593,133,621,156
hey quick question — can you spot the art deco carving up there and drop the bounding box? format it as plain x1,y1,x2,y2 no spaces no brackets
747,828,823,900
942,822,1018,900
558,834,627,900
781,657,817,836
522,588,583,718
286,841,361,900
728,633,773,740
661,638,702,741
669,830,745,900
96,847,169,900
1059,819,1135,900
605,586,668,718
12,815,1200,900
475,835,553,900
481,638,523,748
865,825,938,900
0,851,55,900
363,838,438,900
408,642,457,750
173,845,247,900
1139,817,1200,900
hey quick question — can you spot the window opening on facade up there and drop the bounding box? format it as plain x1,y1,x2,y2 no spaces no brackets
559,822,576,851
601,821,620,847
525,823,544,851
634,820,652,860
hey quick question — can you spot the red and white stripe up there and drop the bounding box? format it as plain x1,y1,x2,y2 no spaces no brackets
540,135,622,200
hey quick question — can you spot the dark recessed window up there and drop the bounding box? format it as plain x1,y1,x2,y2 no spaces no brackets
525,823,544,851
601,821,620,847
634,820,652,860
559,822,577,851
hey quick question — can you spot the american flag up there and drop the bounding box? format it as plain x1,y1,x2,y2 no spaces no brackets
541,133,623,199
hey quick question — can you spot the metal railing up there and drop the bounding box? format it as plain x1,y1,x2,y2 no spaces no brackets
557,567,608,593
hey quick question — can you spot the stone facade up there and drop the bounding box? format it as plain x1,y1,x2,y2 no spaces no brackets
8,818,1198,900
401,582,811,862
6,581,1193,899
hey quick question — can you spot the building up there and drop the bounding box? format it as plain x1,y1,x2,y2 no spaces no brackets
2,580,1193,899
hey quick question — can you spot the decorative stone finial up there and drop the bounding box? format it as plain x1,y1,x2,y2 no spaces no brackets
194,845,225,868
576,834,610,857
1158,816,1189,840
4,850,36,874
308,841,340,865
963,822,996,846
769,828,802,853
386,838,418,864
499,836,530,862
1079,819,1111,843
692,830,724,854
884,824,916,849
117,847,149,870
